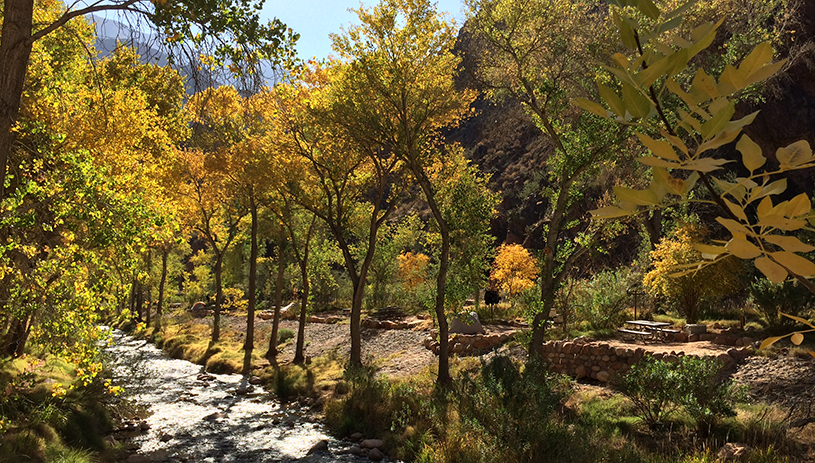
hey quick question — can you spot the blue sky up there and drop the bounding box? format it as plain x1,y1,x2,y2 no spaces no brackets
261,0,466,61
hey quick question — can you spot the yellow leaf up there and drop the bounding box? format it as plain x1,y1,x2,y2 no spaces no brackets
755,256,787,283
717,217,754,237
722,198,748,222
635,132,680,161
597,82,625,117
613,186,659,206
781,313,815,329
770,251,815,277
756,196,773,219
757,215,806,231
736,135,765,172
652,167,684,195
590,206,634,219
726,237,762,259
738,42,774,77
763,235,815,253
785,193,811,217
776,140,813,168
759,335,785,350
639,156,681,169
574,98,609,118
791,332,804,345
693,243,726,259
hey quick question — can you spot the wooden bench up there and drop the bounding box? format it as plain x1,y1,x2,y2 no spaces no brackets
658,328,680,334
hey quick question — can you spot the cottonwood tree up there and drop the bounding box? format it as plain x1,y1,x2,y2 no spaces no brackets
0,0,297,200
332,0,475,385
269,64,404,368
465,0,625,358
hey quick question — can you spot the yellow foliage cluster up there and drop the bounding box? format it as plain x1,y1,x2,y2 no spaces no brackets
397,252,430,290
643,223,743,323
490,244,538,298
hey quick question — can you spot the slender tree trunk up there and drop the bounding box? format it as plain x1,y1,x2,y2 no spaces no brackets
265,239,286,360
0,0,34,201
349,276,364,366
135,281,144,324
2,315,29,357
244,197,258,373
157,248,168,331
212,255,223,344
414,171,451,386
145,251,152,327
293,256,309,365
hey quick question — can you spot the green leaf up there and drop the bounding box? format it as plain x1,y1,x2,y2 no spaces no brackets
635,133,679,161
597,82,626,117
744,59,786,87
764,235,815,253
700,100,735,139
776,140,814,169
639,156,681,169
636,0,660,19
621,82,652,119
574,98,609,118
736,135,765,172
755,256,787,283
613,186,659,206
590,206,635,219
738,42,773,79
770,251,815,277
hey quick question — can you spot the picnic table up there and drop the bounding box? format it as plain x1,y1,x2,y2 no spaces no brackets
618,320,679,342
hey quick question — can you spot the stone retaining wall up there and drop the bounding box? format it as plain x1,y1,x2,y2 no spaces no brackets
423,330,516,356
540,340,752,383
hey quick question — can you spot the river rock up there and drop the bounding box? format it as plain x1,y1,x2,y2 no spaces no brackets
307,439,330,455
248,375,262,385
368,448,384,461
126,455,152,463
361,438,384,449
349,432,363,442
718,443,751,461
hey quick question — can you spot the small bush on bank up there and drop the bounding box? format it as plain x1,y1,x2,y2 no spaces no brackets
619,355,680,429
749,278,813,328
277,328,295,344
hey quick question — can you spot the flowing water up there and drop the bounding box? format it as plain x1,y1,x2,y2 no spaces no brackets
105,330,368,463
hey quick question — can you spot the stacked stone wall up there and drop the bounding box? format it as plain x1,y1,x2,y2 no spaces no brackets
541,340,752,383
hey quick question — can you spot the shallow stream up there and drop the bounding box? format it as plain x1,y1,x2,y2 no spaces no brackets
105,330,365,463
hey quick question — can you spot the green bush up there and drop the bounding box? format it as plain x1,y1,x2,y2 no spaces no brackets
619,355,680,429
324,362,391,437
749,278,813,328
675,356,743,432
571,268,636,330
277,328,295,344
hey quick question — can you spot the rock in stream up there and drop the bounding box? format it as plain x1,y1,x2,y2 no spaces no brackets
105,330,377,463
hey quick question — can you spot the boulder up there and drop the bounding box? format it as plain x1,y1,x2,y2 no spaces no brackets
684,324,707,335
596,371,610,382
307,440,330,455
449,312,485,334
349,432,363,442
368,447,384,461
361,438,384,449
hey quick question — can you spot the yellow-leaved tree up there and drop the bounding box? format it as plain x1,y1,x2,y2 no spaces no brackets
490,244,539,304
643,223,743,324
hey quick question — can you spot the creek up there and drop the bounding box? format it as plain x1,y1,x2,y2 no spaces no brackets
105,329,368,463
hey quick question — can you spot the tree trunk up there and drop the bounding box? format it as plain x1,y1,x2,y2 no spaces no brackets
414,171,451,387
265,239,286,360
135,281,144,324
349,276,364,366
157,247,168,331
1,315,29,357
0,0,34,200
243,197,258,373
145,251,152,327
293,256,309,365
212,255,223,344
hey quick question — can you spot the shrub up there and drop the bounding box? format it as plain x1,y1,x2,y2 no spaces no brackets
277,328,295,344
675,356,743,432
619,355,680,429
490,244,538,303
749,278,813,327
324,362,391,436
571,267,637,331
